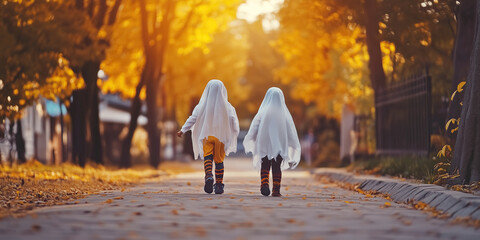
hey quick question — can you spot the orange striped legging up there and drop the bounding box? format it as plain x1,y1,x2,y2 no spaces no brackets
203,136,225,184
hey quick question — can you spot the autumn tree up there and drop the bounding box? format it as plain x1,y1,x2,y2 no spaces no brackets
0,0,95,163
446,0,475,146
101,0,242,167
70,0,122,167
450,1,480,184
275,0,374,117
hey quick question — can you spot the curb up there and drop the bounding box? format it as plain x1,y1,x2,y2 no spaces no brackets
314,168,480,220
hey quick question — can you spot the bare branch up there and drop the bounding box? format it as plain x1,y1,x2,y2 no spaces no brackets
139,0,151,53
93,0,108,29
87,0,94,18
107,0,123,25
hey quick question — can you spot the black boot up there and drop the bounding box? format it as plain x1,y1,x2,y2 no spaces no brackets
214,183,224,194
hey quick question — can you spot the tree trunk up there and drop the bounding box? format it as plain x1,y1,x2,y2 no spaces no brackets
146,71,161,168
120,65,148,168
58,99,66,163
81,61,103,165
364,0,387,155
71,89,88,167
451,3,480,184
364,0,386,91
15,119,26,164
8,121,14,166
446,0,476,148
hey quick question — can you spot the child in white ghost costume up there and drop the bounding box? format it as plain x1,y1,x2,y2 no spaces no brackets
177,79,240,194
243,87,301,196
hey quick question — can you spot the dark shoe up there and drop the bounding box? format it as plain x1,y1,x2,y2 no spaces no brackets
272,185,281,197
271,192,282,197
204,176,214,194
261,185,270,196
214,183,224,194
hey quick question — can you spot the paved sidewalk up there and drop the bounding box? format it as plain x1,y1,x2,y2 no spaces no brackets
314,168,480,221
0,158,479,240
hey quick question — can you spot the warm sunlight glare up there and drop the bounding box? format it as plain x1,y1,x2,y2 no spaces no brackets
237,0,284,31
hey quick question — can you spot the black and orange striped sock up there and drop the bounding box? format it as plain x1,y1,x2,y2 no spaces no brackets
204,155,213,179
272,156,283,194
215,162,224,184
260,157,271,187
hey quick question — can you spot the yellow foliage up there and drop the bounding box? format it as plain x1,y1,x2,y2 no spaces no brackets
101,0,243,111
436,144,451,157
275,0,375,117
445,118,456,130
457,81,466,92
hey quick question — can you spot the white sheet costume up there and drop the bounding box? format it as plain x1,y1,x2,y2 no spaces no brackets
243,87,301,170
180,79,240,160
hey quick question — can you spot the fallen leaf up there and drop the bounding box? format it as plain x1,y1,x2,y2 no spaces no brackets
402,220,412,226
31,224,41,231
171,209,179,215
104,199,113,204
193,226,207,237
113,196,124,200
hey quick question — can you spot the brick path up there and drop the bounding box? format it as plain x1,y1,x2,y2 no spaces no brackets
0,158,478,240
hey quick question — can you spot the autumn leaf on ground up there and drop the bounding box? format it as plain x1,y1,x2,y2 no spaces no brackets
189,212,203,217
344,201,354,204
193,226,207,237
186,182,191,186
113,196,124,200
104,199,113,204
171,209,179,215
402,220,412,226
384,202,391,207
31,224,41,231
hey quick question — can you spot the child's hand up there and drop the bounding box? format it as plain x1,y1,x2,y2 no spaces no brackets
177,130,183,138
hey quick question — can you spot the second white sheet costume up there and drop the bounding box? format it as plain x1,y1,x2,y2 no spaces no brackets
243,87,301,170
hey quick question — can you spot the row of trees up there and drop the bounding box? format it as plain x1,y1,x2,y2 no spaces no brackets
275,0,456,117
274,0,479,183
1,0,244,168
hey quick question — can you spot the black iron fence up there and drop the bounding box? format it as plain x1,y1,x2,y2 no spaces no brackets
375,68,432,156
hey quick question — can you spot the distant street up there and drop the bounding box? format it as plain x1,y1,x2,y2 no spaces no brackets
0,158,478,240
